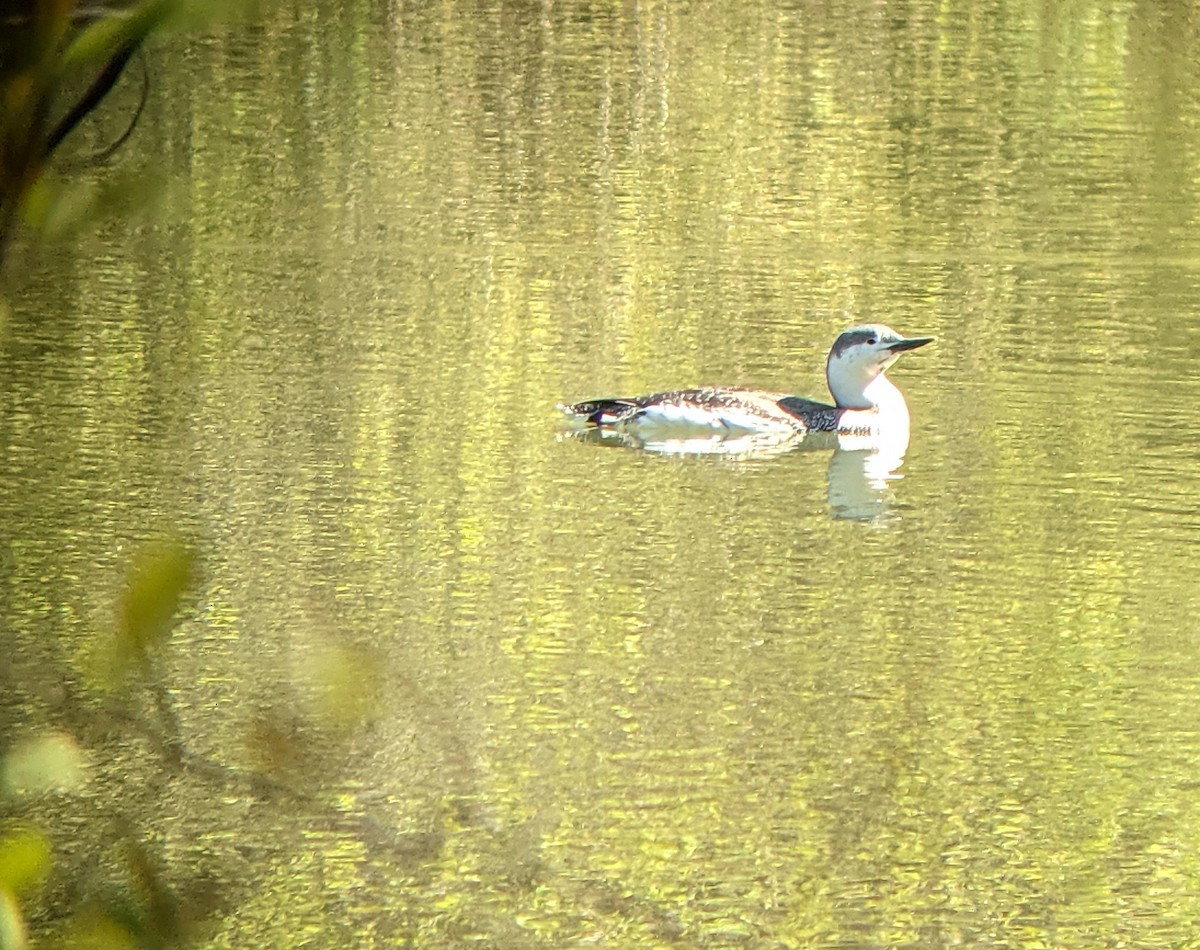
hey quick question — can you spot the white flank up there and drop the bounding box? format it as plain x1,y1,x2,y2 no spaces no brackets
624,401,795,438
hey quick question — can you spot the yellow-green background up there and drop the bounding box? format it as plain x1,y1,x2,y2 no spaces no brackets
3,0,1200,945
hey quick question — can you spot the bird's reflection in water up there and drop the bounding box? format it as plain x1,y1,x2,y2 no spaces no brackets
825,426,911,522
560,425,914,522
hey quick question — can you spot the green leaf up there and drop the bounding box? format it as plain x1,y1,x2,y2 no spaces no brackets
117,539,195,657
0,887,27,950
2,732,88,798
0,828,52,898
60,1,175,73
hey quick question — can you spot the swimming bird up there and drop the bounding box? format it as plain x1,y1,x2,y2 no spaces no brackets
558,324,933,441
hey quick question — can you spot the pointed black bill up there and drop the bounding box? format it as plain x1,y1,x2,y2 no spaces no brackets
887,336,934,353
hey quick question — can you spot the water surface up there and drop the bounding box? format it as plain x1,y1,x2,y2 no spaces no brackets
3,1,1200,946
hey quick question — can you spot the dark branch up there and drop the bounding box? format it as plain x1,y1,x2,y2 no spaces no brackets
89,47,150,164
45,38,143,158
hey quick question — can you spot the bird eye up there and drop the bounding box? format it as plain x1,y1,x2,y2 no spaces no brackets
867,336,878,345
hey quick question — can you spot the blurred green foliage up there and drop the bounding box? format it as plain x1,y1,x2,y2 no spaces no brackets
111,539,195,681
0,827,52,900
1,4,393,947
1,732,88,798
0,0,236,270
0,828,52,949
3,528,384,947
2,539,199,948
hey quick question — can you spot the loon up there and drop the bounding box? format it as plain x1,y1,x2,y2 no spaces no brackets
558,324,933,440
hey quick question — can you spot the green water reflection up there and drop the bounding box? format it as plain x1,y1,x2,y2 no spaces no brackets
3,0,1200,946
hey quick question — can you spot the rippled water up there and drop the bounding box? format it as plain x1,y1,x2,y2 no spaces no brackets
4,1,1200,946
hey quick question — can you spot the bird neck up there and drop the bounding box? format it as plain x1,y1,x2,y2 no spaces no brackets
828,365,905,411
